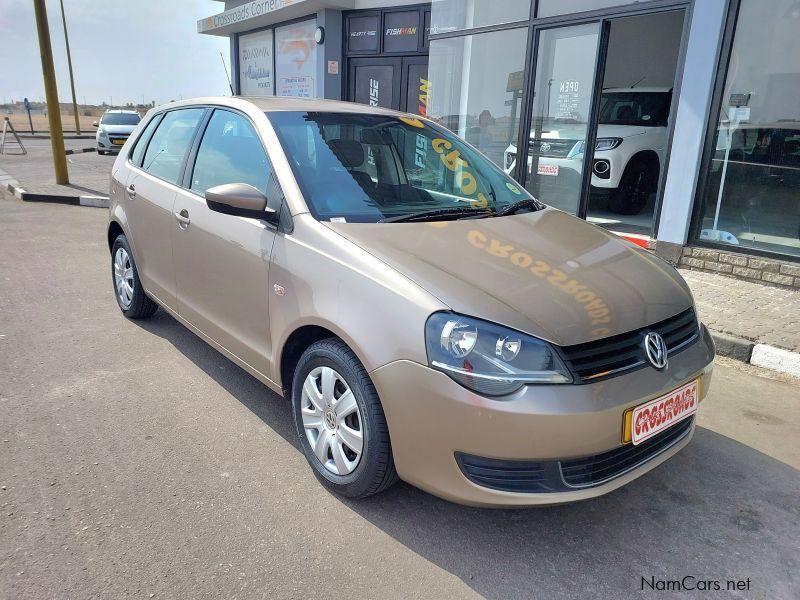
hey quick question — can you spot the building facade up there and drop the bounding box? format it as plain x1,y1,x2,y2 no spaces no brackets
199,0,800,287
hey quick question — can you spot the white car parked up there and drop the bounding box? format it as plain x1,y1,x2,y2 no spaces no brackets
504,87,672,214
94,110,141,155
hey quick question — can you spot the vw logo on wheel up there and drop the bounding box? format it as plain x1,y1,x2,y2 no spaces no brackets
644,332,668,370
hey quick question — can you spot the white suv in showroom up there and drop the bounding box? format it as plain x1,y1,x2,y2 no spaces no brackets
504,88,672,215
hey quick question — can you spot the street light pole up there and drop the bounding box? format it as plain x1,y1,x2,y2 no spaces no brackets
32,0,68,184
59,0,81,135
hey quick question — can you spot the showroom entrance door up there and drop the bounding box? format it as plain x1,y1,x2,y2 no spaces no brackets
518,8,687,239
348,56,429,116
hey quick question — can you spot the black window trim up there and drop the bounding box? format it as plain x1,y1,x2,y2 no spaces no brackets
127,112,164,169
182,106,290,232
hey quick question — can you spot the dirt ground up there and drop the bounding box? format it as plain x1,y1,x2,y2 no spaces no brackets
3,111,138,134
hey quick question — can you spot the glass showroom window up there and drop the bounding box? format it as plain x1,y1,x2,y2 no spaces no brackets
696,0,800,258
430,0,530,33
427,27,528,169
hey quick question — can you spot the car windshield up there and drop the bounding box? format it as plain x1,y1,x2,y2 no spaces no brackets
598,92,671,127
267,111,537,223
102,112,140,126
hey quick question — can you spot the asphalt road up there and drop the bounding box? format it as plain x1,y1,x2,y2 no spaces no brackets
1,196,799,600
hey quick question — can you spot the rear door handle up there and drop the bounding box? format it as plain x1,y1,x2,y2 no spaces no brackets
126,184,136,198
175,209,190,229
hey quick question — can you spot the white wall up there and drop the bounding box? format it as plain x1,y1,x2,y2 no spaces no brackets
658,0,728,245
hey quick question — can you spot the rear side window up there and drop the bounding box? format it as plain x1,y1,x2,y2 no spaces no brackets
129,115,162,167
190,109,272,196
142,108,205,184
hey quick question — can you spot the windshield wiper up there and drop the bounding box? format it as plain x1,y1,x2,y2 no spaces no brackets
380,207,491,223
494,198,543,217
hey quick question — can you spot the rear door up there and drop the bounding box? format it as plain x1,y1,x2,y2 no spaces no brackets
124,107,205,311
171,108,280,376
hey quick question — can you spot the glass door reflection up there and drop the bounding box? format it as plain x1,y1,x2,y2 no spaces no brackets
522,23,601,214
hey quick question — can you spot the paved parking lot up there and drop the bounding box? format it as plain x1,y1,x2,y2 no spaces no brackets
1,196,799,599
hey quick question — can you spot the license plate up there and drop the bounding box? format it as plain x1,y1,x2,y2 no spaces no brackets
537,164,559,176
629,379,698,445
112,139,125,145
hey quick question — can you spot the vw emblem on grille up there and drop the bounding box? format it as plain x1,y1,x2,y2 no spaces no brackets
644,332,668,370
540,142,551,153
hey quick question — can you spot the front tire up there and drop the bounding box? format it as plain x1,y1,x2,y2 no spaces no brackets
291,339,398,499
608,159,657,215
111,234,158,319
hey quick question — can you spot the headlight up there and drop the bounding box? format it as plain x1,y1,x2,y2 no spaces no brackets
425,312,572,396
595,137,622,151
97,127,106,137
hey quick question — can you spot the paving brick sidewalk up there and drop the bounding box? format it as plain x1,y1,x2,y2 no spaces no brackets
681,269,800,353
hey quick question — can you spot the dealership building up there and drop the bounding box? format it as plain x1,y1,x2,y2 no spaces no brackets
200,0,800,287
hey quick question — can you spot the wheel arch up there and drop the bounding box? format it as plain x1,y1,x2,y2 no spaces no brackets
278,323,367,398
107,220,125,252
625,150,660,190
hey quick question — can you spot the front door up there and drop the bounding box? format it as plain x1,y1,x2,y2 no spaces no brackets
349,57,402,109
172,108,278,377
400,56,429,116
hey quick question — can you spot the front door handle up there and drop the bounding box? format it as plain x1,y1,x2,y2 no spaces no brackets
175,209,190,229
126,184,136,198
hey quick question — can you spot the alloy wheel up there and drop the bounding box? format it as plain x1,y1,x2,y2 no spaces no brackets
300,366,364,475
113,247,134,309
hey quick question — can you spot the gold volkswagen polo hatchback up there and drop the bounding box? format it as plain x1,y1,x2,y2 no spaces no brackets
107,97,714,507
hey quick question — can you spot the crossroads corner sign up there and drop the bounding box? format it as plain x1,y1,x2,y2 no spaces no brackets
198,0,302,33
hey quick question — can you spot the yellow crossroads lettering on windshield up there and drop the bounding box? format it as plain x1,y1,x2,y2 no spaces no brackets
432,137,489,209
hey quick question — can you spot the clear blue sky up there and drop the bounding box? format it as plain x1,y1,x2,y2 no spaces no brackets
0,0,230,106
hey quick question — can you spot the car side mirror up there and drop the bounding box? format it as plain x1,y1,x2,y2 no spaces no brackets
92,121,99,127
205,183,277,222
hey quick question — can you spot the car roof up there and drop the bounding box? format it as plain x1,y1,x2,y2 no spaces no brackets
154,96,410,118
602,87,672,93
103,109,139,114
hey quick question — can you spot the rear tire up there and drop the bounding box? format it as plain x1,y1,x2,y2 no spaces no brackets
291,338,398,499
608,159,657,215
111,234,158,319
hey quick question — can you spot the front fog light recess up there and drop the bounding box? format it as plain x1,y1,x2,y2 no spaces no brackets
425,313,572,396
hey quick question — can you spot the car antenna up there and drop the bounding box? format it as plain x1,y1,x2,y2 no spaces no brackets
630,76,646,88
220,52,234,96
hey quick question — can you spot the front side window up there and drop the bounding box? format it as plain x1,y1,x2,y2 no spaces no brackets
696,0,800,258
190,109,272,196
141,108,205,184
268,111,535,223
101,112,141,126
598,92,671,127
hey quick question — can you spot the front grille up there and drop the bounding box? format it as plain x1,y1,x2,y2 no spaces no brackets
456,454,559,493
529,138,577,158
560,416,694,487
456,416,694,494
559,308,699,383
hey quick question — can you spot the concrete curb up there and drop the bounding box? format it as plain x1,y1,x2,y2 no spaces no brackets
0,169,108,208
707,329,799,378
64,147,96,156
751,345,800,377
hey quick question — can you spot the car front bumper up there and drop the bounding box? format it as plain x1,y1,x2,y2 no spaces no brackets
370,325,715,507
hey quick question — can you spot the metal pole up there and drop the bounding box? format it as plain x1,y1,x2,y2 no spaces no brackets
59,0,80,135
33,0,68,184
